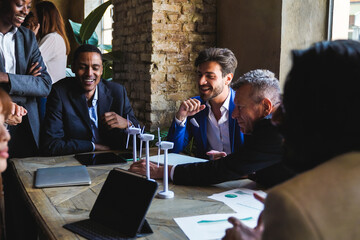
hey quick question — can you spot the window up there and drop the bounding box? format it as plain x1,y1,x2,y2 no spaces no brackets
84,0,113,49
349,0,360,40
102,0,113,47
330,0,360,40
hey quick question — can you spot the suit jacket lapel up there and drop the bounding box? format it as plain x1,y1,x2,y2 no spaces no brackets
68,87,92,132
97,81,113,117
228,88,236,152
14,32,26,74
197,104,208,151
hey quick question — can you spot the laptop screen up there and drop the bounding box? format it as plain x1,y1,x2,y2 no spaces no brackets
89,168,158,237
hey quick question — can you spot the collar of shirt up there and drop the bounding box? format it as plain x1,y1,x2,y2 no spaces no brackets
0,26,18,37
205,90,231,125
89,86,99,107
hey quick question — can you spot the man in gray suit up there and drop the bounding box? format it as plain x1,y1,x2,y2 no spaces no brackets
0,0,52,158
0,0,51,239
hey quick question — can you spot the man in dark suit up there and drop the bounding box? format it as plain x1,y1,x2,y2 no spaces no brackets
167,48,244,160
41,44,139,156
130,69,284,186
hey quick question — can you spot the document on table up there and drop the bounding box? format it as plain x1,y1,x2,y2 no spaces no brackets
149,153,207,165
174,188,266,240
208,188,266,214
174,213,257,240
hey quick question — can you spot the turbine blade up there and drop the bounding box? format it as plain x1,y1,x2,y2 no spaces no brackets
157,145,161,167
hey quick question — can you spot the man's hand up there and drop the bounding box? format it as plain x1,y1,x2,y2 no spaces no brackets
6,103,27,126
222,217,263,240
95,144,110,151
28,62,42,77
222,193,265,240
129,159,165,179
0,72,9,83
176,98,206,122
206,150,227,160
102,112,129,129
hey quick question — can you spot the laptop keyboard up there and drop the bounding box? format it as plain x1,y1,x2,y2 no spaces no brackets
64,219,133,240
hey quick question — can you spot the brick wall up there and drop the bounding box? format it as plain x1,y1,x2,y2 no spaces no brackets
113,0,216,130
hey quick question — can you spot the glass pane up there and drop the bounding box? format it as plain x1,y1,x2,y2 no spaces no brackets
103,29,112,45
349,0,360,40
103,3,113,29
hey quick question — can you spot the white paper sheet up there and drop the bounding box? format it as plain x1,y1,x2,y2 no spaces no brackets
208,188,266,214
174,213,257,240
149,153,207,165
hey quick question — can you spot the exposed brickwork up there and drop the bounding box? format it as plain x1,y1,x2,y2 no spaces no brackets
113,0,216,130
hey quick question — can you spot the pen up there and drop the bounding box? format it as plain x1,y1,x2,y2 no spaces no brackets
190,118,200,128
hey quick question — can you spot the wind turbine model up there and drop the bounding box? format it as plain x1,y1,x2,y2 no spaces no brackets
138,127,154,180
126,115,141,162
156,128,174,199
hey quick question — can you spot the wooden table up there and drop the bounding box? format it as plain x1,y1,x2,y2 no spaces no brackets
10,153,258,240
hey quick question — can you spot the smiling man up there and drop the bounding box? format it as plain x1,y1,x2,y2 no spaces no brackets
41,44,139,156
130,69,284,186
167,48,244,160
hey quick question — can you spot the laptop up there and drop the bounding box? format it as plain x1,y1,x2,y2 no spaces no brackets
35,165,91,188
64,168,158,239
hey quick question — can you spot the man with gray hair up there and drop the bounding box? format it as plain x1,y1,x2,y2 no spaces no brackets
130,69,285,186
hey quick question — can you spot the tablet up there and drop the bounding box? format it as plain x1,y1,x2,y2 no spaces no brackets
74,152,129,166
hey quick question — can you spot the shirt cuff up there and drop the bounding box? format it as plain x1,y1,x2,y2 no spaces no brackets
174,117,187,127
170,164,177,181
91,142,95,151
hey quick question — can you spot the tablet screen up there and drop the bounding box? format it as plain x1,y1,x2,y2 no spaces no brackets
74,152,129,166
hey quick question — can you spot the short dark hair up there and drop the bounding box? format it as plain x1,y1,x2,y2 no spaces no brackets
283,40,360,172
231,69,280,105
195,48,237,77
73,44,102,64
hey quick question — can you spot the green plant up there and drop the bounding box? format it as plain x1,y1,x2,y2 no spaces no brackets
68,0,121,80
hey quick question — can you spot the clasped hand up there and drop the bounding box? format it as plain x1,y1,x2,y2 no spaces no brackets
6,102,27,126
176,98,206,122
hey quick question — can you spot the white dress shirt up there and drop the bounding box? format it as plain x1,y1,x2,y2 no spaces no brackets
175,92,232,154
206,92,231,154
0,27,17,74
88,87,99,151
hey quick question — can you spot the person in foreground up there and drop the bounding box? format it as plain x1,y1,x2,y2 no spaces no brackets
41,44,139,156
130,69,284,186
167,47,244,160
223,40,360,240
0,89,11,171
0,89,11,238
